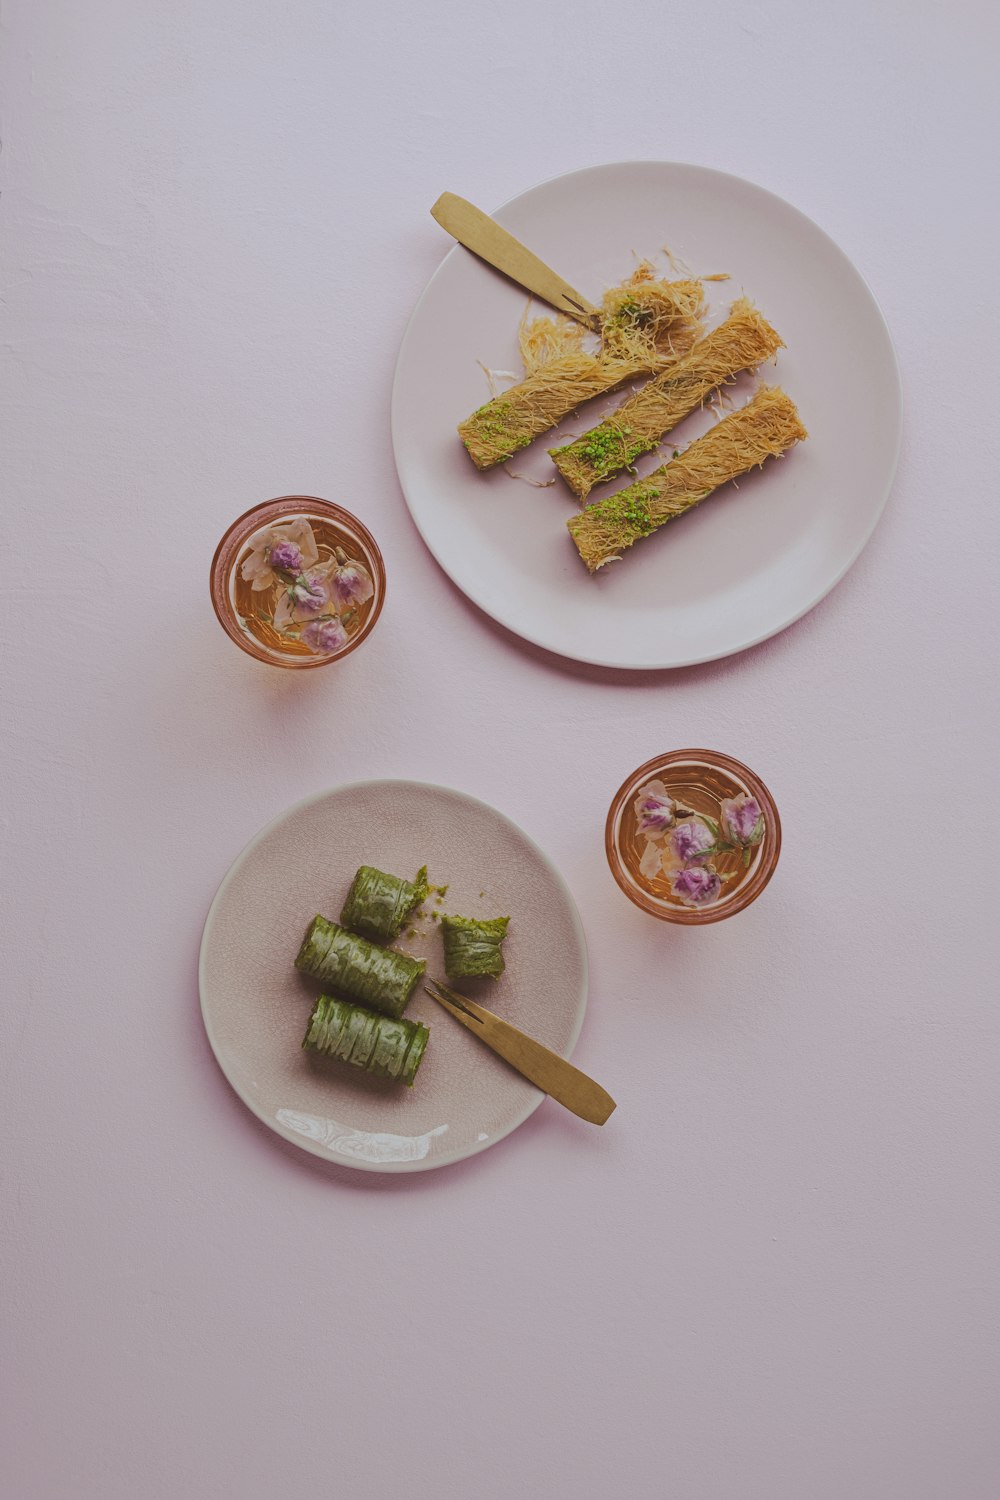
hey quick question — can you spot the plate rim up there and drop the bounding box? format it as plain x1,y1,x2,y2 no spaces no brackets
391,158,903,670
198,778,590,1174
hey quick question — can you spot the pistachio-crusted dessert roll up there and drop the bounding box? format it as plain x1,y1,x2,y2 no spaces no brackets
440,914,510,981
340,865,428,944
303,994,430,1087
458,279,705,469
295,915,425,1019
550,300,784,500
567,387,807,573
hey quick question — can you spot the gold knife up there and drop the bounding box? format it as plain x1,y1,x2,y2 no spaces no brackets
430,191,601,331
424,978,616,1126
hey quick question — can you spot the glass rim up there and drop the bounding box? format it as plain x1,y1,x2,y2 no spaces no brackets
605,748,781,924
209,495,386,669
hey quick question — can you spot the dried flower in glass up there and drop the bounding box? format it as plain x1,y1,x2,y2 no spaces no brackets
606,750,781,924
668,866,724,907
240,518,320,593
211,497,385,668
667,819,716,866
247,527,374,656
633,779,677,838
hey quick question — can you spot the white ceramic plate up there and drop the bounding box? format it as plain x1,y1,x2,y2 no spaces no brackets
391,161,901,669
199,781,588,1173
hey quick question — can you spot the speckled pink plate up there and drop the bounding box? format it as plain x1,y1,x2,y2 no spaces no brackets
199,781,589,1172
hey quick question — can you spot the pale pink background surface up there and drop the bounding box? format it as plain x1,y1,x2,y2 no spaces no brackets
2,3,998,1498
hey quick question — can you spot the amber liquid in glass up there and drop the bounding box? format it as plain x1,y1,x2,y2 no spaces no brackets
622,760,764,910
230,513,375,659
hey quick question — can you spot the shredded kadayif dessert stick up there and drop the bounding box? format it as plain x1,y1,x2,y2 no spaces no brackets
550,299,784,500
566,387,807,573
458,275,705,470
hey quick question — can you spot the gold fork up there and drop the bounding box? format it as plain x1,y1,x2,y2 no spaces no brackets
430,192,602,332
424,978,616,1126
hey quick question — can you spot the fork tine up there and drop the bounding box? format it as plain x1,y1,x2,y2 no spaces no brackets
423,978,615,1125
425,979,468,1007
424,978,486,1021
423,981,483,1032
425,976,464,1004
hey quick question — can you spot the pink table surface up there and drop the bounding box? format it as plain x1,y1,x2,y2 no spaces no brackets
3,3,998,1497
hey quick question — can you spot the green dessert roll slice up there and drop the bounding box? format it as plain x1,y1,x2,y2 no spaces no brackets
303,994,430,1086
340,864,429,944
441,914,510,981
295,914,425,1019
